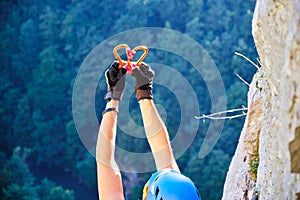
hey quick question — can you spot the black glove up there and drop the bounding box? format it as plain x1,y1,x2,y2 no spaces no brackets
105,60,127,101
131,62,154,100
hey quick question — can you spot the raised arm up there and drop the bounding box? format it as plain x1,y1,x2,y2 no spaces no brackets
95,61,126,200
132,63,179,171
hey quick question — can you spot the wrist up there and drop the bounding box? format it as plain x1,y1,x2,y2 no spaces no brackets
106,99,119,109
102,100,119,116
138,98,153,105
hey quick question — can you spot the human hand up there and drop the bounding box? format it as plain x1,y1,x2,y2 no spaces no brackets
131,62,154,100
105,60,127,101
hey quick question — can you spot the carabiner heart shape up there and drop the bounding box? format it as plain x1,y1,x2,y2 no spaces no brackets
113,44,149,73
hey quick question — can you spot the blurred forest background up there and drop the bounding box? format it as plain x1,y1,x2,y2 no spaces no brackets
0,0,258,199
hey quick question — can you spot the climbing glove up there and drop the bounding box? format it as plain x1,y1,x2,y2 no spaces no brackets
105,60,127,101
131,62,154,100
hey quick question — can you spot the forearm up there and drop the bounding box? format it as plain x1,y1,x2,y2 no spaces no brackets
139,99,179,171
96,100,119,164
96,100,124,200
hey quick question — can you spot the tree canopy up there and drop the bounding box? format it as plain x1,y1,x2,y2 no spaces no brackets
0,0,257,199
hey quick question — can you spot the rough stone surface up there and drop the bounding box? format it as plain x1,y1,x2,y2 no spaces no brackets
289,126,300,173
222,72,263,200
223,0,300,199
253,0,300,199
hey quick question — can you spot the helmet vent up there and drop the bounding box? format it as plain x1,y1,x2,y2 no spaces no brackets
154,187,163,200
155,187,160,197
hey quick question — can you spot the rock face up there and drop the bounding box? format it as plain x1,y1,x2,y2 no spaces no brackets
222,0,300,199
222,72,263,200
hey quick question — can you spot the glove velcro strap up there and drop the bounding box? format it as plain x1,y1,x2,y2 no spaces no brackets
104,90,123,101
104,91,113,101
136,89,153,101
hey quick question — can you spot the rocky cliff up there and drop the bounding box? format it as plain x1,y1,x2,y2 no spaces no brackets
222,0,300,199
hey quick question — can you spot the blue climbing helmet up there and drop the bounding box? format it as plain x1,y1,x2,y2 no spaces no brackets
142,169,201,200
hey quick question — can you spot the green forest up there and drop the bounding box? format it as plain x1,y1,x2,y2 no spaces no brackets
0,0,258,199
